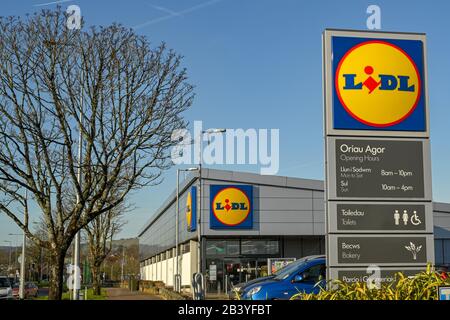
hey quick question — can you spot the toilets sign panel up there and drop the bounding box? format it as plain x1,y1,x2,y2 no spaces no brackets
328,202,433,233
323,30,429,137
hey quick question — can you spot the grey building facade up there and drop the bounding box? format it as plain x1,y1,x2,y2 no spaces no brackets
138,169,450,292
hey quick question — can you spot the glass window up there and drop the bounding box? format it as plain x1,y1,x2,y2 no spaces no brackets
444,240,450,265
206,240,239,256
0,278,10,287
300,264,326,283
226,241,240,255
302,237,321,256
206,240,226,256
241,240,279,255
266,240,279,254
182,243,190,254
435,240,444,264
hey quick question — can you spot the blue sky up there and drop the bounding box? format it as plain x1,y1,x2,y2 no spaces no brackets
1,0,449,244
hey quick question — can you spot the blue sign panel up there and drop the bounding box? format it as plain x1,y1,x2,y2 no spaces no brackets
186,186,197,232
210,185,253,229
332,36,426,131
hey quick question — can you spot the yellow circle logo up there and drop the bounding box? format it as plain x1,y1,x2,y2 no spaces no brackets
186,191,192,229
335,40,421,127
212,187,251,226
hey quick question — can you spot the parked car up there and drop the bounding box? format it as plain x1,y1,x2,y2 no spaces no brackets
229,256,320,299
12,282,39,299
229,275,274,299
241,255,326,300
11,283,19,298
436,265,450,280
0,276,13,300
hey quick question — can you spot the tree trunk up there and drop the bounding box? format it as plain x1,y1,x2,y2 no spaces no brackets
48,251,66,300
91,263,102,296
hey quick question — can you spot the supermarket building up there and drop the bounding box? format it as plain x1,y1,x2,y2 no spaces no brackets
138,169,450,293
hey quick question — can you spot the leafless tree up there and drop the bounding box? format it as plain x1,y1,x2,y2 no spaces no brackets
0,9,193,299
84,202,126,295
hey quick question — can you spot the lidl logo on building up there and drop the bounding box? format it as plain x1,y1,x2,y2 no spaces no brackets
210,185,253,229
333,37,426,131
186,186,197,232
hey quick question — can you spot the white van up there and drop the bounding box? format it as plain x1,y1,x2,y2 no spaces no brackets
0,276,13,300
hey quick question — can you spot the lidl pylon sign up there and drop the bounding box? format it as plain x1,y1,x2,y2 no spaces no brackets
323,30,434,286
327,33,428,134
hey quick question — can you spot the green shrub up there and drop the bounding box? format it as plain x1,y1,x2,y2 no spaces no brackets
291,265,450,300
34,288,107,300
37,280,49,287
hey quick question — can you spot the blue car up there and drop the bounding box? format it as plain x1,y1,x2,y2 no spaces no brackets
241,255,326,300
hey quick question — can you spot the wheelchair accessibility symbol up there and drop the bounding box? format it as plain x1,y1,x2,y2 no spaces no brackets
410,211,421,226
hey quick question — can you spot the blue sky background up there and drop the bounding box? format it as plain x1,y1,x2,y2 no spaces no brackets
1,0,449,245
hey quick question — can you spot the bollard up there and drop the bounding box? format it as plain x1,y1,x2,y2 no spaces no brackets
224,275,228,295
192,273,204,300
204,275,207,297
174,274,181,293
84,286,87,300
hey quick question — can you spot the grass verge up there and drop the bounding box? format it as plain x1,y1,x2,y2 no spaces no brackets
34,288,108,300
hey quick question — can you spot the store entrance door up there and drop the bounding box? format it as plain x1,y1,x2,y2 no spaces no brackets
223,258,258,290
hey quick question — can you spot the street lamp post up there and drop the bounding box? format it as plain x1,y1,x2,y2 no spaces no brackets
175,167,199,292
18,190,28,299
72,62,84,300
196,129,226,298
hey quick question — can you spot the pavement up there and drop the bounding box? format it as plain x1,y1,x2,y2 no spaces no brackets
105,287,163,300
